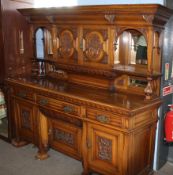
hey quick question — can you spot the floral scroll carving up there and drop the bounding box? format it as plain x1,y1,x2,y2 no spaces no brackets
83,30,108,63
21,109,31,129
54,128,74,146
57,28,77,61
97,136,112,162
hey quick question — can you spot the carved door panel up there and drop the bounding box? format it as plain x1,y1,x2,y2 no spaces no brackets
57,26,78,63
87,123,123,175
81,27,109,67
15,100,35,143
48,118,82,160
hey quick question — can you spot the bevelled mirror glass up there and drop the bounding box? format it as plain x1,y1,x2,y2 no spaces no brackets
114,29,147,66
35,27,53,59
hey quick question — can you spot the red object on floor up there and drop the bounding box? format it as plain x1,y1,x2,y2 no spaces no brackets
165,105,173,142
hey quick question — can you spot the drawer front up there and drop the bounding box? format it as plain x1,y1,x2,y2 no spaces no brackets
14,87,34,101
87,108,123,128
37,95,80,117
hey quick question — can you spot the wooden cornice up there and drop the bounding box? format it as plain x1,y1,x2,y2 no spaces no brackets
18,4,173,26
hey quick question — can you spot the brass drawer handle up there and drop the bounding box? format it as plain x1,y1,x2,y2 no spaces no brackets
63,106,74,113
96,115,110,124
17,91,27,98
39,99,48,106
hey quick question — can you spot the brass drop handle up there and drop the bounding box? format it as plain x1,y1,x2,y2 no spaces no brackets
63,106,74,113
17,91,27,98
39,99,48,106
96,115,110,124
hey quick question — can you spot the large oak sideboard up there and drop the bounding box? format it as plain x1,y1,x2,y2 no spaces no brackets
6,4,173,175
7,76,161,175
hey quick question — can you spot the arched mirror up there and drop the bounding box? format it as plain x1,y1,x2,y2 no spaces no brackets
35,27,53,59
114,29,147,66
36,28,44,58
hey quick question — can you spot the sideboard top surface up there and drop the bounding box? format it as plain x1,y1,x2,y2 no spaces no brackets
6,77,161,115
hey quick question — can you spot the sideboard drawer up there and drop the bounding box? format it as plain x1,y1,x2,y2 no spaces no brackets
14,87,34,101
37,95,80,117
87,108,123,128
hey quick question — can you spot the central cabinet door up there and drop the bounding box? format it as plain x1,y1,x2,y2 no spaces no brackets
87,123,124,175
48,118,82,160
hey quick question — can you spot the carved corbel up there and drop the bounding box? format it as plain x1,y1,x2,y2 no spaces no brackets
142,15,154,24
46,16,54,23
104,14,116,24
25,16,31,23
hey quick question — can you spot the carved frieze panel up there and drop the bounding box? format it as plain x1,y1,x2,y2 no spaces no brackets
97,136,112,162
115,27,147,40
21,109,31,129
57,27,78,61
40,108,82,127
83,29,108,64
53,128,74,146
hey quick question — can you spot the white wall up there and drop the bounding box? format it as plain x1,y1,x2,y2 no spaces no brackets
34,0,165,8
77,0,164,5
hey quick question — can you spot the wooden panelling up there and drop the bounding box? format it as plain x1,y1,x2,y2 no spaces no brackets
0,0,33,84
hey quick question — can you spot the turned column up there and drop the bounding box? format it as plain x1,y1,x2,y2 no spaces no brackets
36,111,49,160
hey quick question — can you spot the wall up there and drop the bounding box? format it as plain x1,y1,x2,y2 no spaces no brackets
166,0,173,164
152,0,173,169
77,0,164,5
33,0,164,7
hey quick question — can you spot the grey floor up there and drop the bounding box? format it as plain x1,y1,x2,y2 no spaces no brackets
0,140,83,175
154,162,173,175
0,139,173,175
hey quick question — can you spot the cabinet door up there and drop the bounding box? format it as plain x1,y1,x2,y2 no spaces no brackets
48,118,82,160
15,100,35,143
87,123,124,175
